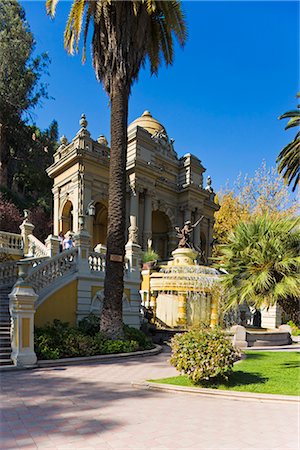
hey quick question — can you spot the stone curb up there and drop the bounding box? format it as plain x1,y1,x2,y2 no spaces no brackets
37,344,162,367
131,381,300,404
0,345,163,371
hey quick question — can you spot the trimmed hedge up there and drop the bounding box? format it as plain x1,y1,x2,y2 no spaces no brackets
35,317,153,360
170,328,241,384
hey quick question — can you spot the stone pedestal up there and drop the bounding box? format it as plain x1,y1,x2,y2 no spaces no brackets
231,325,248,349
125,241,142,280
19,219,35,255
45,234,60,257
171,248,198,266
261,304,282,329
9,280,38,367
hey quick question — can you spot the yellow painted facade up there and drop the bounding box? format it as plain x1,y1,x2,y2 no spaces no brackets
22,318,30,348
35,280,78,326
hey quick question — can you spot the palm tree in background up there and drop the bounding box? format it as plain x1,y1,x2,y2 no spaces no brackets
277,93,300,192
46,0,186,338
218,215,300,317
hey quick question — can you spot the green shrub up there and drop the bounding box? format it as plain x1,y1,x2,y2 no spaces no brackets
78,314,100,336
34,319,153,360
287,320,300,336
170,328,241,384
123,324,153,349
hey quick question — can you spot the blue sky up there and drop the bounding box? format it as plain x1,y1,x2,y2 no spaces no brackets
23,1,298,194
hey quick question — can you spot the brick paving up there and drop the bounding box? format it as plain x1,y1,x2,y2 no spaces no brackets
0,347,299,450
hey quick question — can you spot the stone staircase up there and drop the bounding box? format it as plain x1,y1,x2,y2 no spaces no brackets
0,286,13,366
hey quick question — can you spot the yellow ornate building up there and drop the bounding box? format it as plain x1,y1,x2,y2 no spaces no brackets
47,111,219,260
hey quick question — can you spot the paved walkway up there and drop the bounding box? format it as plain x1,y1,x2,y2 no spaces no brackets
0,348,299,450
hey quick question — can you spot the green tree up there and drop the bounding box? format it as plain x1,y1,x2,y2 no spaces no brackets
213,191,250,250
213,162,297,259
277,93,300,192
47,0,186,338
218,216,300,317
0,0,48,187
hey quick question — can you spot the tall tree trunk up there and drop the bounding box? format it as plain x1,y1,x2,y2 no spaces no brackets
100,84,129,339
0,120,8,188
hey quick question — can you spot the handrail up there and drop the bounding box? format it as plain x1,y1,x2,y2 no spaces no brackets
28,234,48,257
25,248,78,294
0,231,23,251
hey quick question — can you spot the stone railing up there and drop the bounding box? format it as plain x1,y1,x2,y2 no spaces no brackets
28,234,48,258
0,231,23,256
89,251,106,272
0,261,19,285
89,251,130,275
25,248,78,294
0,256,48,287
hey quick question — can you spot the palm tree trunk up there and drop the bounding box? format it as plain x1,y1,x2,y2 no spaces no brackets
0,119,8,188
100,83,129,339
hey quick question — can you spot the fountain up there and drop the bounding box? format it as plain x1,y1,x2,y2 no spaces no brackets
144,219,221,329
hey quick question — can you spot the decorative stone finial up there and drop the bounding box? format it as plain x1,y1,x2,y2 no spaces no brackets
97,134,108,146
60,135,68,146
80,113,88,129
142,110,151,117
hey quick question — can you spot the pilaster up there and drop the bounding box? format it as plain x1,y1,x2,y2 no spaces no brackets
9,277,38,367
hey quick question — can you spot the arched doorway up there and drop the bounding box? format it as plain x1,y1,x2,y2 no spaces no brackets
61,200,73,234
93,202,108,248
152,210,171,259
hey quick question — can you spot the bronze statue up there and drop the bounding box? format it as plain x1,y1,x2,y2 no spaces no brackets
175,216,204,249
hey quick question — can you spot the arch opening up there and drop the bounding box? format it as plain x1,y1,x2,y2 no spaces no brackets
61,200,73,234
93,202,108,248
152,210,171,259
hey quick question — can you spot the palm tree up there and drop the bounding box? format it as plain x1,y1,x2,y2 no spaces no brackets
277,93,300,192
46,0,186,338
218,216,300,315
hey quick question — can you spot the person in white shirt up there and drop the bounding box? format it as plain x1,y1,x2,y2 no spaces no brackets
63,234,73,250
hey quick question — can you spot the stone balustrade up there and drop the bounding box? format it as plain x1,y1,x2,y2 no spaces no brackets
0,261,19,285
28,234,49,258
0,231,23,256
89,251,106,272
25,248,78,294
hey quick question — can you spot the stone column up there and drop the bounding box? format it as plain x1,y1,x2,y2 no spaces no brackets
19,215,35,256
53,187,60,236
210,290,220,327
184,209,191,223
45,235,60,257
128,189,139,244
261,304,282,329
150,292,158,322
177,292,187,328
143,192,152,249
9,273,38,367
168,230,177,255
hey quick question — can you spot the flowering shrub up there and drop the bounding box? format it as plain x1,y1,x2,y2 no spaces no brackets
170,328,241,384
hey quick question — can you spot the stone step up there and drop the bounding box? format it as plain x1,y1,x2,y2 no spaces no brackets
0,359,13,366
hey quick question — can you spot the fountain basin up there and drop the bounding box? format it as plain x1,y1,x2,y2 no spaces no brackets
147,248,221,329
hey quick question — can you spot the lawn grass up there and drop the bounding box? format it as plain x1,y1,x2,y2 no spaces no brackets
149,351,300,396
